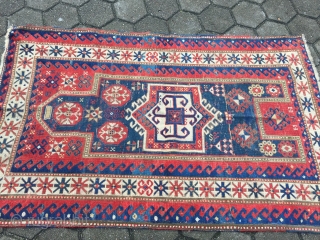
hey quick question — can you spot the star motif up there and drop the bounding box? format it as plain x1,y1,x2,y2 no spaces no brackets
85,106,103,122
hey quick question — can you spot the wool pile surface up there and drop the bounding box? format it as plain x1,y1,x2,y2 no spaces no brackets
0,27,319,232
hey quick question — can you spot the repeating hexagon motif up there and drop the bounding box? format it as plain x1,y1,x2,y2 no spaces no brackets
232,2,266,28
103,20,134,32
211,0,240,7
257,22,289,36
44,4,80,29
179,0,211,14
0,0,24,16
114,0,147,23
8,8,43,27
0,17,7,36
135,16,169,34
262,0,296,23
26,0,59,11
145,0,179,20
288,16,320,43
79,0,114,27
291,0,320,18
199,6,234,33
226,26,256,36
169,12,202,34
315,40,320,55
62,0,89,6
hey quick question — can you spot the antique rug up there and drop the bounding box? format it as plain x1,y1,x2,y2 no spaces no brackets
0,26,319,232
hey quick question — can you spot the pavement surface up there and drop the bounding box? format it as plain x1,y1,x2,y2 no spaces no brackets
0,0,320,239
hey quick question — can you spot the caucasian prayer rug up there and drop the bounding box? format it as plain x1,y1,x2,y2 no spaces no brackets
0,26,319,232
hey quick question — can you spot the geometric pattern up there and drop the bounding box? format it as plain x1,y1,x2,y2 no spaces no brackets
53,102,83,125
0,27,320,232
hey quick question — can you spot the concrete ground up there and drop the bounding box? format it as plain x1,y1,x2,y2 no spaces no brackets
0,0,320,239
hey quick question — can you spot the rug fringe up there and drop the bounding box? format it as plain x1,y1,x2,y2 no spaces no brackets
302,34,320,87
0,26,13,85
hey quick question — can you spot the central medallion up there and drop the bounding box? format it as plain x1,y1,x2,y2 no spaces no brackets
146,91,203,142
130,83,222,153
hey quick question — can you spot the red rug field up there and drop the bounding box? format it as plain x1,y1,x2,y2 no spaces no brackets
0,27,319,232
